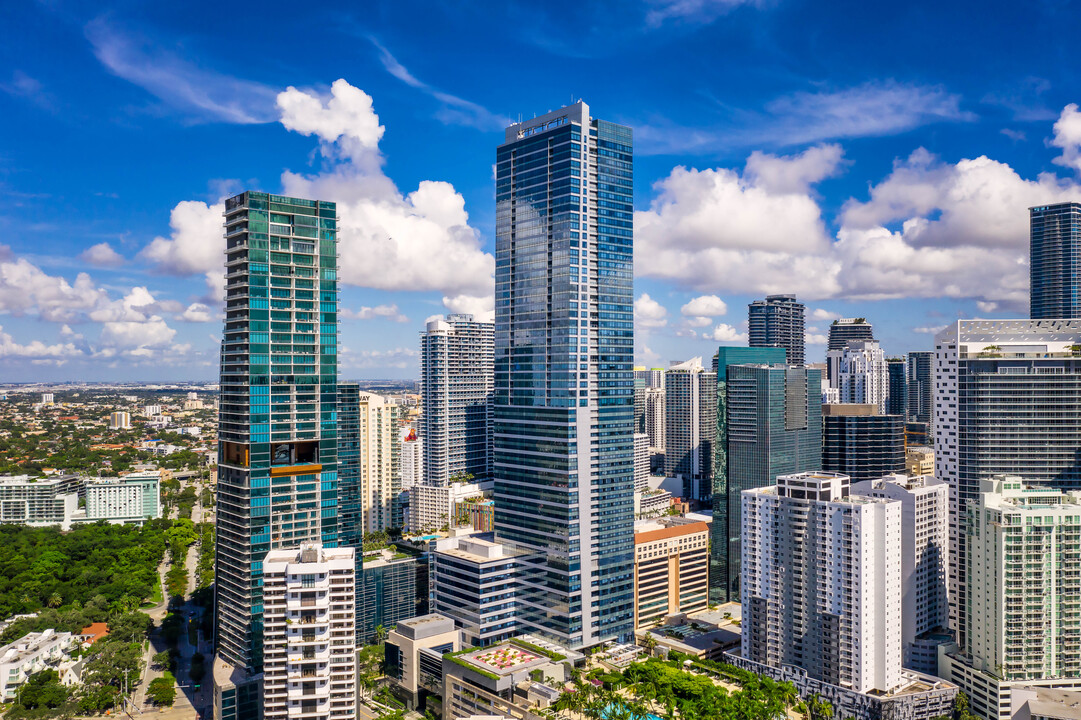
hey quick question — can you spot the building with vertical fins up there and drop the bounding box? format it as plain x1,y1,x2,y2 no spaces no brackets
709,346,786,604
493,102,635,648
821,404,905,482
719,362,821,602
1030,202,1081,320
906,350,933,428
664,358,716,503
934,319,1081,645
748,294,805,366
419,314,494,484
214,191,339,720
886,357,907,417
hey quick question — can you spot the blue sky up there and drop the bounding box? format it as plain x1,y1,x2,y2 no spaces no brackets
2,0,1081,381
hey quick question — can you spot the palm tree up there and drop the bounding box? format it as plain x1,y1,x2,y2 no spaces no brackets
376,624,389,643
47,592,63,609
639,633,658,656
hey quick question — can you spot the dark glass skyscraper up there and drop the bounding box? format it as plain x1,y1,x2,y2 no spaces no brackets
826,317,874,351
720,362,821,602
748,294,805,365
886,357,908,417
821,404,905,482
1030,202,1081,319
906,350,933,427
493,102,635,648
710,346,785,603
216,191,339,680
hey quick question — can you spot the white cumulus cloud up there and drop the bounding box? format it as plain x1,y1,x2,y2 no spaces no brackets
342,304,409,323
706,323,748,343
681,294,729,317
79,242,125,267
1051,103,1081,174
635,293,669,328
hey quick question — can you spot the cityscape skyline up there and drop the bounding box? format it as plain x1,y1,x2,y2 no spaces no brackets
5,1,1081,381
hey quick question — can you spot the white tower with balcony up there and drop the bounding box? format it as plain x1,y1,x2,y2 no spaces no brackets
261,544,356,720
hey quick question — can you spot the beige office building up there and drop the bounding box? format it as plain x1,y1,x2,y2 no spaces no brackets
633,518,709,628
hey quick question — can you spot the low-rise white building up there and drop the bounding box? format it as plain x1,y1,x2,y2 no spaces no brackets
410,480,490,534
0,476,79,530
0,630,77,701
262,544,356,720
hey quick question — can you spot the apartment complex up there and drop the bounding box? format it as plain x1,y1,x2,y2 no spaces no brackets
748,294,805,365
827,317,875,351
409,479,488,534
0,475,79,529
940,477,1081,720
664,358,717,502
934,319,1081,641
633,518,709,628
852,474,950,675
85,471,161,521
828,340,889,413
492,102,635,648
215,191,339,703
262,544,356,720
419,314,494,484
738,472,956,720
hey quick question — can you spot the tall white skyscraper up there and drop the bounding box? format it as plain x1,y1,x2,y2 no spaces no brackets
419,314,494,484
261,544,356,720
828,340,889,413
852,474,950,674
355,392,400,533
664,357,717,502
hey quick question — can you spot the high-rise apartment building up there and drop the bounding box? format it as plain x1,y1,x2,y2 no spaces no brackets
718,363,821,602
748,294,805,365
886,358,908,417
934,320,1081,642
939,477,1081,720
337,381,362,549
738,472,956,720
827,317,875,351
828,340,889,413
262,544,356,720
400,427,422,491
634,367,664,390
664,358,717,503
709,346,786,603
356,392,400,533
633,433,649,493
420,315,494,485
644,387,665,450
906,351,933,428
742,472,902,694
1030,202,1081,320
821,404,905,482
633,376,646,434
215,191,339,690
851,474,950,675
492,102,635,648
108,411,131,430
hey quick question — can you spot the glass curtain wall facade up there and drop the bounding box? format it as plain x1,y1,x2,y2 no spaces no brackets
886,358,908,417
710,346,785,604
721,363,821,602
1030,202,1081,320
216,191,339,675
821,412,906,482
906,351,933,426
493,102,635,648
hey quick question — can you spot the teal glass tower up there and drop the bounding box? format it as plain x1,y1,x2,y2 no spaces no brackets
216,191,339,678
493,102,635,648
1030,202,1081,320
710,346,785,604
719,362,821,602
